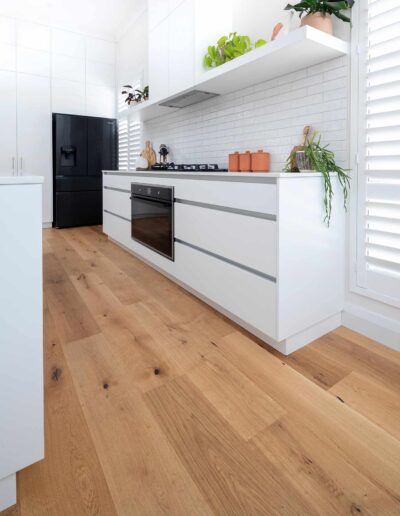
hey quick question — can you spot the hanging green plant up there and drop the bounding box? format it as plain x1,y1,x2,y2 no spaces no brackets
204,32,267,68
284,131,350,225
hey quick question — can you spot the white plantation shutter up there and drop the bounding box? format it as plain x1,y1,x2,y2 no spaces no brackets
128,120,141,166
118,118,129,171
356,0,400,306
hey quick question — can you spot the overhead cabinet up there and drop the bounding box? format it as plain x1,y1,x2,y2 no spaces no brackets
148,0,232,102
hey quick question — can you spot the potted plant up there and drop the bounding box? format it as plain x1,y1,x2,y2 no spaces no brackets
204,32,266,68
284,1,354,35
121,85,149,106
284,131,350,225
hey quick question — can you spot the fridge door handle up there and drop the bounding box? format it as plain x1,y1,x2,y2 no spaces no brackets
12,157,15,175
20,157,23,172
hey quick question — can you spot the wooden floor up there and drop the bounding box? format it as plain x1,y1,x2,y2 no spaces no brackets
3,226,400,515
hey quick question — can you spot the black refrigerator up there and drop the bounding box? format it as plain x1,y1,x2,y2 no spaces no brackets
52,113,117,228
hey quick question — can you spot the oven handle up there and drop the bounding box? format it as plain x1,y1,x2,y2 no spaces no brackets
131,193,173,205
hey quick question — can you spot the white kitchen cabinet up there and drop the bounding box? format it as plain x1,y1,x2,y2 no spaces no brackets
17,73,52,222
0,176,44,512
168,0,194,96
103,171,345,355
148,17,169,102
0,71,17,176
148,0,232,103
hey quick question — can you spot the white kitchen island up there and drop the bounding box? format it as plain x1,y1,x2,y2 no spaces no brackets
0,176,44,511
103,170,345,354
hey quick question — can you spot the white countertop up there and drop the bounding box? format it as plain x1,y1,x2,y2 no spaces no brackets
104,170,332,179
0,176,44,185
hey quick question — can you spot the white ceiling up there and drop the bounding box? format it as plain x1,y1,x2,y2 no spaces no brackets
0,0,146,40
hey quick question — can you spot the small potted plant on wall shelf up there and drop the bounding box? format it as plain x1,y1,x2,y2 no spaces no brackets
285,0,355,35
121,85,149,106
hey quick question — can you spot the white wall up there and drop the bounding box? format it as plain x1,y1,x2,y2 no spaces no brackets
0,13,116,225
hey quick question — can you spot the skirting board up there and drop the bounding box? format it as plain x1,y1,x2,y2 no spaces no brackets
0,474,16,512
109,237,341,355
42,222,52,229
342,303,400,352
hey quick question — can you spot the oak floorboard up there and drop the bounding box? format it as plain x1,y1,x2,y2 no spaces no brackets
330,371,400,441
44,253,100,343
252,416,398,515
62,333,213,516
214,331,400,504
145,375,315,515
16,302,117,516
187,351,286,440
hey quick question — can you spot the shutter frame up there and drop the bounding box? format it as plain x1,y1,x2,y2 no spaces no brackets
356,0,400,307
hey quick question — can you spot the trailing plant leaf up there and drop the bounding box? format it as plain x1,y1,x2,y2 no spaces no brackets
284,0,354,23
204,32,267,68
283,131,350,225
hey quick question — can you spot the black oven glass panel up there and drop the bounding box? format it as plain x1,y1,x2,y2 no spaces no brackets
131,184,174,260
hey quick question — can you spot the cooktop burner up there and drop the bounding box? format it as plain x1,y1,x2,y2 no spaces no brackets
151,163,228,172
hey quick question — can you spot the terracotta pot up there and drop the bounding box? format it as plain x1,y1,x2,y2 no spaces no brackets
229,152,240,171
239,151,251,172
300,13,333,35
251,150,270,172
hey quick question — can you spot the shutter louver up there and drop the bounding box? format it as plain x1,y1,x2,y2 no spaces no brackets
358,0,400,305
118,118,129,171
128,120,141,168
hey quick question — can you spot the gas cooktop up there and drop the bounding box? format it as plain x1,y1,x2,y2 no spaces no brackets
150,163,228,172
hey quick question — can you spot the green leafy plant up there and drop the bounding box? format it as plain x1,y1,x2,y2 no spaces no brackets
204,32,267,68
284,0,354,23
121,85,149,105
284,132,350,225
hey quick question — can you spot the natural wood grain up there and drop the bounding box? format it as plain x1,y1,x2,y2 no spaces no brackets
330,371,400,440
17,302,116,516
188,351,286,440
145,376,315,515
4,226,400,516
62,333,212,516
214,332,400,504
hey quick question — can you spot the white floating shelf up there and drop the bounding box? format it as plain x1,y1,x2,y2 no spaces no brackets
130,26,349,122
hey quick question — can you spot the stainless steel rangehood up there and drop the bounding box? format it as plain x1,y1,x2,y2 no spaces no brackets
159,89,219,108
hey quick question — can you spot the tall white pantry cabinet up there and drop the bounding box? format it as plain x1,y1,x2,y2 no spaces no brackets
0,177,44,512
0,17,53,224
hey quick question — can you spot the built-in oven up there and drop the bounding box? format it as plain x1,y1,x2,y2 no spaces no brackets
130,183,174,260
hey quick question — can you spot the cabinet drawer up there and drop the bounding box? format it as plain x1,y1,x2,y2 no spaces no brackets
103,187,130,220
175,203,277,278
128,176,278,216
175,241,276,338
174,179,277,216
103,173,132,191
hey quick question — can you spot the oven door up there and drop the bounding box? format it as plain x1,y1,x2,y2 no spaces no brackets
131,184,174,260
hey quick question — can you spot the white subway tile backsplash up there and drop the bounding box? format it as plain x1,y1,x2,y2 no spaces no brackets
144,56,349,171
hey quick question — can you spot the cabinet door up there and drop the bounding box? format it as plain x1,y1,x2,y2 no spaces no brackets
148,18,169,103
0,70,17,176
0,183,44,482
168,0,194,96
17,73,52,221
148,0,170,31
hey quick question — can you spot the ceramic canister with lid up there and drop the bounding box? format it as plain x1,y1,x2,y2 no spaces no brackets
251,150,270,172
239,151,251,172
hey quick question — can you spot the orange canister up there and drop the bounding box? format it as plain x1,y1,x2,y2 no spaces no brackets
229,152,240,171
251,150,270,172
239,151,251,172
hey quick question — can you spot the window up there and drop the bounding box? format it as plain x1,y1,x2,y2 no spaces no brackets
354,0,400,307
118,117,142,171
